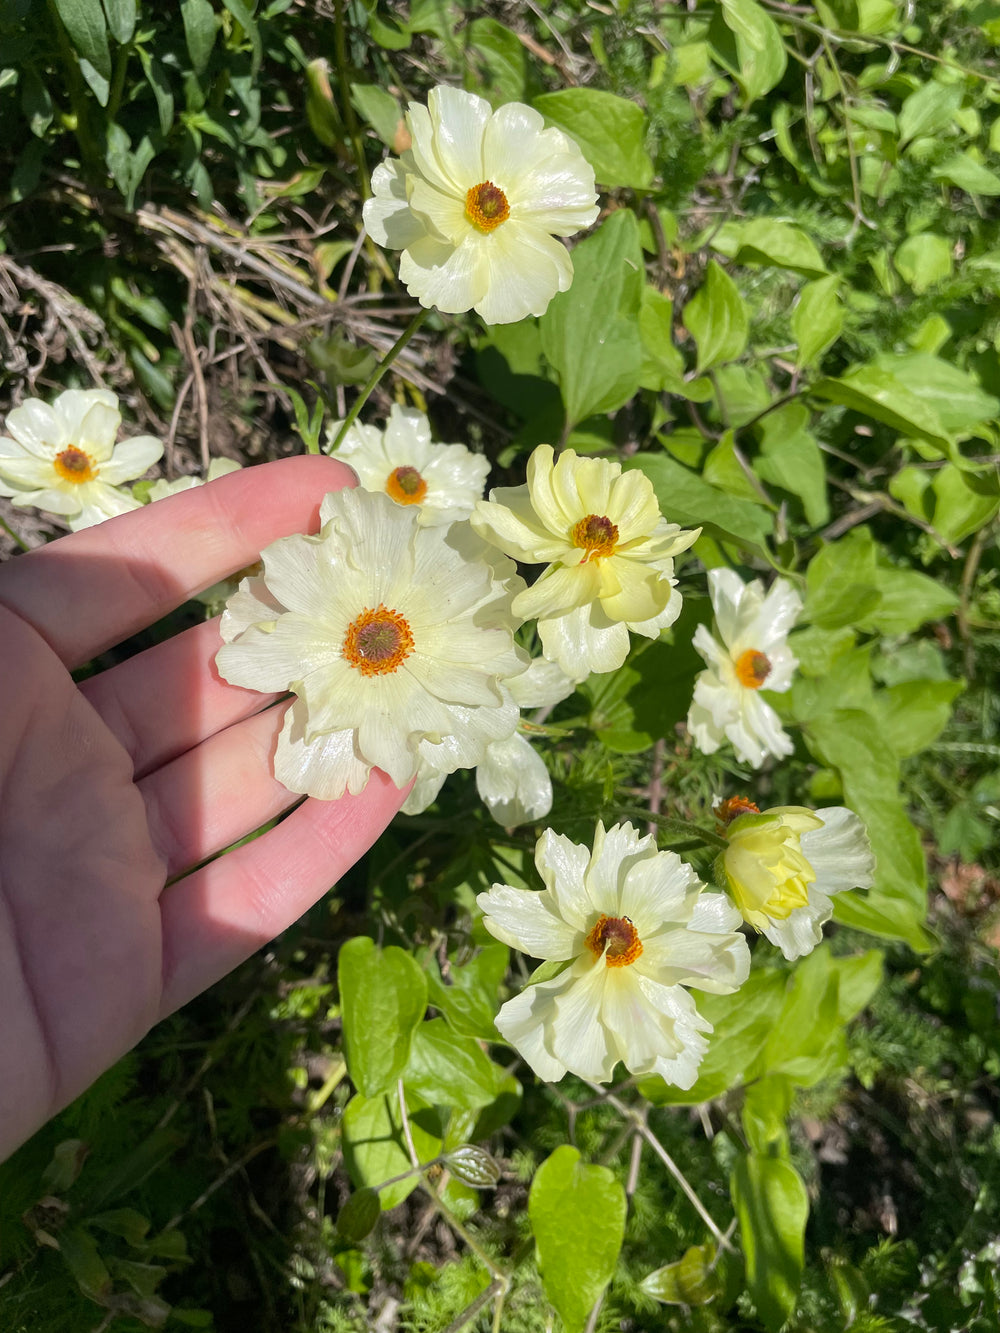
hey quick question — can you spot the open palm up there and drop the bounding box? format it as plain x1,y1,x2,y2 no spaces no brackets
0,457,406,1162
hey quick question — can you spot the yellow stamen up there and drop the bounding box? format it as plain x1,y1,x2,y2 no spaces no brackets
465,181,510,233
53,446,97,485
343,604,415,676
735,648,771,689
385,465,428,506
571,513,618,562
585,914,643,968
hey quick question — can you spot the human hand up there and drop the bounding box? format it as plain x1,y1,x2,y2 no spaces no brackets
0,456,407,1163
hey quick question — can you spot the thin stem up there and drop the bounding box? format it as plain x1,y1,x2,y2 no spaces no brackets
616,808,728,851
329,308,429,450
0,514,30,552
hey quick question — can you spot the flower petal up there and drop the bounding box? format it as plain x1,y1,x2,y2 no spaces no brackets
800,806,876,894
478,884,581,959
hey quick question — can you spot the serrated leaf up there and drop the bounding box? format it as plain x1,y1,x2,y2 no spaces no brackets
683,260,749,372
529,1146,627,1333
532,87,653,188
539,210,644,429
338,936,428,1098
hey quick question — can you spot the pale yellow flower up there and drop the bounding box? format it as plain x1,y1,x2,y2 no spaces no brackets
472,445,699,676
363,86,599,324
716,800,876,960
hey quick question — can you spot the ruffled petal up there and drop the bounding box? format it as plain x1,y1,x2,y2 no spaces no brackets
478,883,581,959
475,731,553,827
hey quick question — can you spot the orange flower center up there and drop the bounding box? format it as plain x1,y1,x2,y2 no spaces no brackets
734,648,771,689
53,446,97,484
571,513,619,562
342,604,415,677
585,915,643,968
465,181,510,233
385,465,428,506
713,796,760,829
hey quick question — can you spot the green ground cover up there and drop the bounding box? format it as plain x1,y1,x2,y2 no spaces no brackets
2,1,1000,1329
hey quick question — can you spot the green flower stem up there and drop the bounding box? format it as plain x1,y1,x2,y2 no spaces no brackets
0,514,30,552
328,308,429,452
618,809,728,851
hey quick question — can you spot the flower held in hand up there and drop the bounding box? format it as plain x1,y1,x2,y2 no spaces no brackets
363,86,599,324
0,388,163,530
715,799,876,960
687,568,801,767
216,488,527,799
472,445,699,677
478,821,750,1086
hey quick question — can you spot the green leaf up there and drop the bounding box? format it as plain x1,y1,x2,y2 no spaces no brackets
350,82,402,148
894,233,953,294
529,1146,627,1333
704,430,763,503
929,464,1000,544
532,88,653,188
53,0,111,102
713,0,788,104
792,275,843,369
932,152,1000,196
180,0,217,77
640,1244,723,1305
710,218,827,275
342,1088,442,1210
639,968,788,1105
136,47,174,137
811,364,951,449
803,530,878,630
638,286,691,395
627,451,772,552
870,353,999,444
336,1188,381,1242
683,260,749,372
404,1019,506,1111
58,1226,113,1303
832,950,884,1022
756,948,847,1088
338,936,428,1098
221,0,262,73
467,17,527,104
424,942,508,1041
872,679,963,757
898,81,963,149
804,711,931,950
539,210,644,429
861,560,959,635
755,402,829,526
101,0,136,45
731,1155,808,1331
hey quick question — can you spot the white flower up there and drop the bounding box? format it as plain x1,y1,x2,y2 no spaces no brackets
362,85,599,324
478,821,750,1086
215,488,528,799
715,800,876,961
0,388,163,530
147,457,241,501
327,404,489,526
687,569,802,768
472,445,700,677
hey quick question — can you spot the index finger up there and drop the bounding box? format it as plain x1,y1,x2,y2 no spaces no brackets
0,455,356,669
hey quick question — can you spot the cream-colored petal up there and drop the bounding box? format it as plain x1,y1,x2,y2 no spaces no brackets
99,434,164,483
513,561,603,621
800,806,876,894
399,232,489,315
364,159,429,249
478,884,581,959
618,852,701,934
598,557,672,624
493,976,572,1082
534,827,593,931
537,604,630,677
424,85,489,188
548,956,620,1081
221,576,285,642
584,820,653,916
68,482,143,529
3,398,68,455
474,222,573,325
275,704,373,799
472,486,568,563
760,889,834,960
476,731,553,827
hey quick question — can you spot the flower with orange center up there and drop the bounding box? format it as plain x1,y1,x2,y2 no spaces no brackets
715,803,876,960
687,568,802,769
472,445,700,678
216,487,528,799
0,388,162,529
328,404,489,527
362,85,599,324
477,820,750,1086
